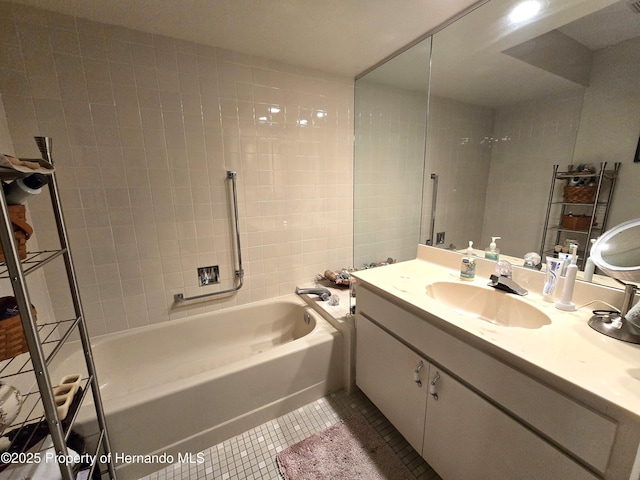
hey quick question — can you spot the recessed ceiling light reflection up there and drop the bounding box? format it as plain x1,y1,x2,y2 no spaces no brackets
316,110,327,118
298,119,308,126
269,106,281,114
509,0,542,23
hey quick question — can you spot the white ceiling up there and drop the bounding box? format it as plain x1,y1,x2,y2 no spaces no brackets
10,0,481,77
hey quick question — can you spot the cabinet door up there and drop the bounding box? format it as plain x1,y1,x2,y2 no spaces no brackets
423,369,599,480
356,314,428,453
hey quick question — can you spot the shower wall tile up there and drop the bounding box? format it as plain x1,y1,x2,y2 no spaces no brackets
0,2,353,335
0,93,57,327
482,90,584,255
422,90,583,256
421,96,494,251
354,81,428,268
573,36,640,228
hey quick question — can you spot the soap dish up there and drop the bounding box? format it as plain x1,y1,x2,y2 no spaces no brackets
51,373,82,420
52,384,74,420
58,374,82,392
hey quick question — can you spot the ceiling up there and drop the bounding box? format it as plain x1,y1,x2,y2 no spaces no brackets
10,0,481,78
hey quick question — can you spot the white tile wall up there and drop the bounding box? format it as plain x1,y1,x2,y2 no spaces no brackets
353,71,583,263
0,2,353,335
419,88,587,257
573,36,640,228
419,38,640,259
421,95,494,251
482,89,584,256
0,93,57,397
0,94,55,326
354,80,427,267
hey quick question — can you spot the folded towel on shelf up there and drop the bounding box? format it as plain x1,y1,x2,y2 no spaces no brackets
0,153,54,179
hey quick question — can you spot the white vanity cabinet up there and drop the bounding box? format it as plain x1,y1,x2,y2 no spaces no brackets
356,284,610,480
356,313,429,452
422,367,599,480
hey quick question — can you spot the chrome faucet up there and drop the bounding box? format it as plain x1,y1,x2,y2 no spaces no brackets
295,287,331,301
488,261,528,296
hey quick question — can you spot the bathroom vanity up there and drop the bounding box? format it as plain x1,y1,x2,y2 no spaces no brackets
353,245,640,480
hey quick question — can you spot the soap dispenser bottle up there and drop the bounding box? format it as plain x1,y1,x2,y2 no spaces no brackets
460,241,476,281
484,236,501,260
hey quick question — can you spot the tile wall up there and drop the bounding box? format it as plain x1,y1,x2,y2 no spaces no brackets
0,94,55,322
421,35,640,259
0,2,354,335
422,90,584,257
573,35,640,228
482,89,584,256
485,37,640,256
354,81,427,267
421,96,494,251
0,93,56,396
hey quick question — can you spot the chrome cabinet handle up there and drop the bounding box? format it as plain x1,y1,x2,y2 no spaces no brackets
414,360,424,387
429,371,441,400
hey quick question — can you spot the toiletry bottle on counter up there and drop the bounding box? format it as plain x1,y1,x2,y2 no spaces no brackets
460,241,476,281
543,256,564,302
583,239,597,282
484,236,501,260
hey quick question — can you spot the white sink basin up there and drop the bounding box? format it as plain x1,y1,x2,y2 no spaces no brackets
426,281,551,329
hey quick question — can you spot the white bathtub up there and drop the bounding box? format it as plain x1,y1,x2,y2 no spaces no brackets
52,295,343,479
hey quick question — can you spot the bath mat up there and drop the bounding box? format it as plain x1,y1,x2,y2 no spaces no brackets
276,412,415,480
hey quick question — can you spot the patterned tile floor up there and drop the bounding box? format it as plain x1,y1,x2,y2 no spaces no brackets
140,389,441,480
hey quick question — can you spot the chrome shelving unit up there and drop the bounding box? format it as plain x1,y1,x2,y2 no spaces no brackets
539,162,620,270
0,138,116,479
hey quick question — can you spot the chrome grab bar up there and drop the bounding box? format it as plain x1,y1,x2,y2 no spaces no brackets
174,170,244,303
427,173,438,245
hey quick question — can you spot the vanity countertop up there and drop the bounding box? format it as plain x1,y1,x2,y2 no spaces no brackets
352,245,640,420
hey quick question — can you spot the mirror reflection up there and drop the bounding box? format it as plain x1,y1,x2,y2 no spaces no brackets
354,0,640,289
354,37,431,268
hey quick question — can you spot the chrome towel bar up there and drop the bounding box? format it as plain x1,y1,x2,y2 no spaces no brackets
427,173,438,246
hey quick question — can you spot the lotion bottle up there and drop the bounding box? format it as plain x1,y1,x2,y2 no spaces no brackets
484,236,501,260
460,241,476,280
583,239,597,282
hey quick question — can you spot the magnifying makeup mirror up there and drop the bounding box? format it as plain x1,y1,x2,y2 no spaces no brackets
588,218,640,344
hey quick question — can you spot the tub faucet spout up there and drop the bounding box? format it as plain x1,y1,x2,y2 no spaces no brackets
295,287,331,301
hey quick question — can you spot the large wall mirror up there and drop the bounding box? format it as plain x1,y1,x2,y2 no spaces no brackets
354,0,640,288
354,37,432,268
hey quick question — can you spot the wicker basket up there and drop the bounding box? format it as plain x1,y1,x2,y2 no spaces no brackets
562,214,594,231
563,186,596,203
0,297,37,361
0,205,32,262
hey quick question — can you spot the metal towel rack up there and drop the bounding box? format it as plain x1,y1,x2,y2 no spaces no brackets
173,170,244,303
